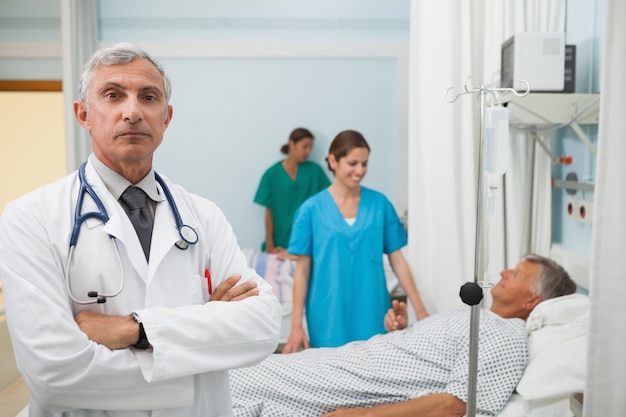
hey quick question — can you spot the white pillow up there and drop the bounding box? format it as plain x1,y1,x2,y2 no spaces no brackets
515,293,589,401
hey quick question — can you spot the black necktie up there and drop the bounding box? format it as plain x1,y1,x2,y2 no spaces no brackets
119,186,154,260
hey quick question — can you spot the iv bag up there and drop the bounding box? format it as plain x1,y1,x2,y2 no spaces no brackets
482,106,510,287
483,106,509,221
483,106,509,176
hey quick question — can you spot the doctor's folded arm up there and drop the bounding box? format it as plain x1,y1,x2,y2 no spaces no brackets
0,43,281,417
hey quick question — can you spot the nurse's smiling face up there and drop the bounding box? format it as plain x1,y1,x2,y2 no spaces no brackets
73,58,173,183
329,147,369,189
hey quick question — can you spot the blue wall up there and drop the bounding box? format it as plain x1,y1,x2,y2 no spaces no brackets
156,56,400,246
550,0,604,255
0,0,410,249
0,0,605,253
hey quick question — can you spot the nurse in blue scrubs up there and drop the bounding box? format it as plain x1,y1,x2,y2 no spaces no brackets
283,130,429,353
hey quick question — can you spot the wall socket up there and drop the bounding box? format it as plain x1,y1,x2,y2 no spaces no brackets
577,199,593,224
566,198,578,219
566,198,593,224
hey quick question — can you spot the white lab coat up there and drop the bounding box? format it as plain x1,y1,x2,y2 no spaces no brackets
0,161,282,417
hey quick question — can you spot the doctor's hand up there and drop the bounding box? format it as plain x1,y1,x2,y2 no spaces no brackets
75,310,139,350
209,275,259,302
384,300,408,332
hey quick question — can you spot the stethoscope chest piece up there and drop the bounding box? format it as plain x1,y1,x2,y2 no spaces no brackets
180,224,198,244
154,171,199,251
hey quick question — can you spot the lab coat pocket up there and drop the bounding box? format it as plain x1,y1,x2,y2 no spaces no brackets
190,273,210,304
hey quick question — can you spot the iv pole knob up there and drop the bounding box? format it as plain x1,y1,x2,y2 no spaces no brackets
460,282,483,306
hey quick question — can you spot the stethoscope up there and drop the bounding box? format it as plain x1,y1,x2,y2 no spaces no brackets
65,162,199,304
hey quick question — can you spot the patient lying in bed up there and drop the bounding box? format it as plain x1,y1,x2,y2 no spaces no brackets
230,254,582,417
232,304,526,416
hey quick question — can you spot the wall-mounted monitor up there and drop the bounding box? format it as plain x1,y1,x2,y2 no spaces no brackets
501,32,566,92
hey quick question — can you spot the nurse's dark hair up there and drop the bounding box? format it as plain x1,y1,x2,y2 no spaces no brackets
281,128,314,155
79,43,172,112
523,253,577,300
325,130,370,172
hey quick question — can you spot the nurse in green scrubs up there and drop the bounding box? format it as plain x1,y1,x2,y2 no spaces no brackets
254,127,330,258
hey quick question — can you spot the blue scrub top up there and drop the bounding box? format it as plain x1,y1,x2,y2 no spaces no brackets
288,187,407,347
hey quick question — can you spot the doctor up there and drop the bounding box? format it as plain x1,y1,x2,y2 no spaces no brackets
0,43,281,417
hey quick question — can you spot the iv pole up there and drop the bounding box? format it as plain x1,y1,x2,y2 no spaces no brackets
445,78,529,417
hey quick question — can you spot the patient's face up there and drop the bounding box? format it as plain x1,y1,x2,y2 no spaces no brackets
491,260,541,316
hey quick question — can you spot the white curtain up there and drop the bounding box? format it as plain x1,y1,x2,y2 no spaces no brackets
60,0,99,173
479,1,563,275
408,1,476,314
584,0,626,414
408,0,562,314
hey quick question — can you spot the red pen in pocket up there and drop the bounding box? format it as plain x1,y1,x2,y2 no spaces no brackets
204,268,212,295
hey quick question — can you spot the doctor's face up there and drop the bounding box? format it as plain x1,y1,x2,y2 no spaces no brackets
74,58,173,176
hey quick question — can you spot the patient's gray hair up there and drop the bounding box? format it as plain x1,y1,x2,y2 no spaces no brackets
78,43,172,112
523,253,577,300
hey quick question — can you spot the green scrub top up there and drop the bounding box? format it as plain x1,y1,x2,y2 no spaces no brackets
254,160,330,250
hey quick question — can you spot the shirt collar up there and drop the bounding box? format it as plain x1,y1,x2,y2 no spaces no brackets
89,154,165,203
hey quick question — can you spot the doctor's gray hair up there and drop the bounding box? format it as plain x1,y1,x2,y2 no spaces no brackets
78,43,172,112
523,253,577,300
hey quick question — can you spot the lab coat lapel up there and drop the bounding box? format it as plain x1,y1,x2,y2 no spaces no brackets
82,163,149,279
103,211,149,280
148,201,183,274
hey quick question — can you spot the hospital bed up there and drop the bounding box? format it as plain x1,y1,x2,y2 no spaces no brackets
242,248,298,345
11,250,588,417
243,248,589,417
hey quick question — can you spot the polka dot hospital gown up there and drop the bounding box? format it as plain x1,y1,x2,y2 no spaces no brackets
230,306,528,417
